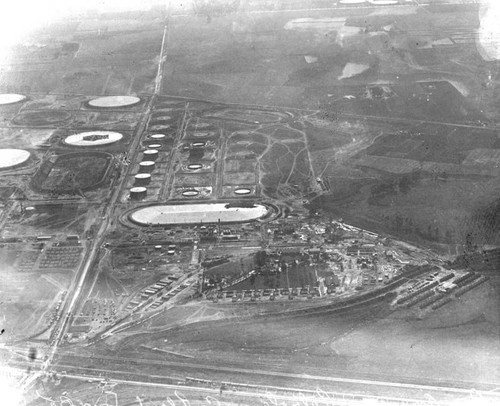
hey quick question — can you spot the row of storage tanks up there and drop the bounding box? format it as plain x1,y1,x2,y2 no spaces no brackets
129,136,165,200
129,131,210,200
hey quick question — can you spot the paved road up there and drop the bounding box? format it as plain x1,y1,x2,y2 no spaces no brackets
43,14,173,372
171,0,480,17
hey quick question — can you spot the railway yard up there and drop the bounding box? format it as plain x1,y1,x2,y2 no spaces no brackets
0,0,499,405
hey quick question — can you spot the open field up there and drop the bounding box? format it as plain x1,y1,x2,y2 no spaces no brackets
364,124,500,164
307,114,500,248
0,19,163,95
2,203,100,236
61,277,499,401
0,239,80,340
322,81,486,124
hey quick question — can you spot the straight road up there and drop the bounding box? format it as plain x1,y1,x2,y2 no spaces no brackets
30,351,499,404
43,14,173,372
159,102,189,200
30,366,456,406
171,0,480,17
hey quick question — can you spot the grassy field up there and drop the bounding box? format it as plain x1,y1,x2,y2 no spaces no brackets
12,110,72,127
364,125,500,164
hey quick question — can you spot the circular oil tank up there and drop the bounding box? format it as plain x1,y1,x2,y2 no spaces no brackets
187,163,203,170
0,94,27,105
139,161,155,173
192,141,205,147
143,149,159,160
0,149,30,170
182,189,199,197
25,206,36,216
147,144,162,149
88,95,141,108
235,188,252,195
154,245,162,250
64,131,123,146
130,186,147,200
149,133,166,140
134,173,151,186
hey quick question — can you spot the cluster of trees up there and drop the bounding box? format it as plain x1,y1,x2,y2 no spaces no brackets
369,170,422,201
317,110,338,121
469,197,500,245
382,213,455,244
370,169,453,203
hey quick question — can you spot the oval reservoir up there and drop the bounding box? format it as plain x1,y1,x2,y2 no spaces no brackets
129,203,268,225
88,95,140,108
